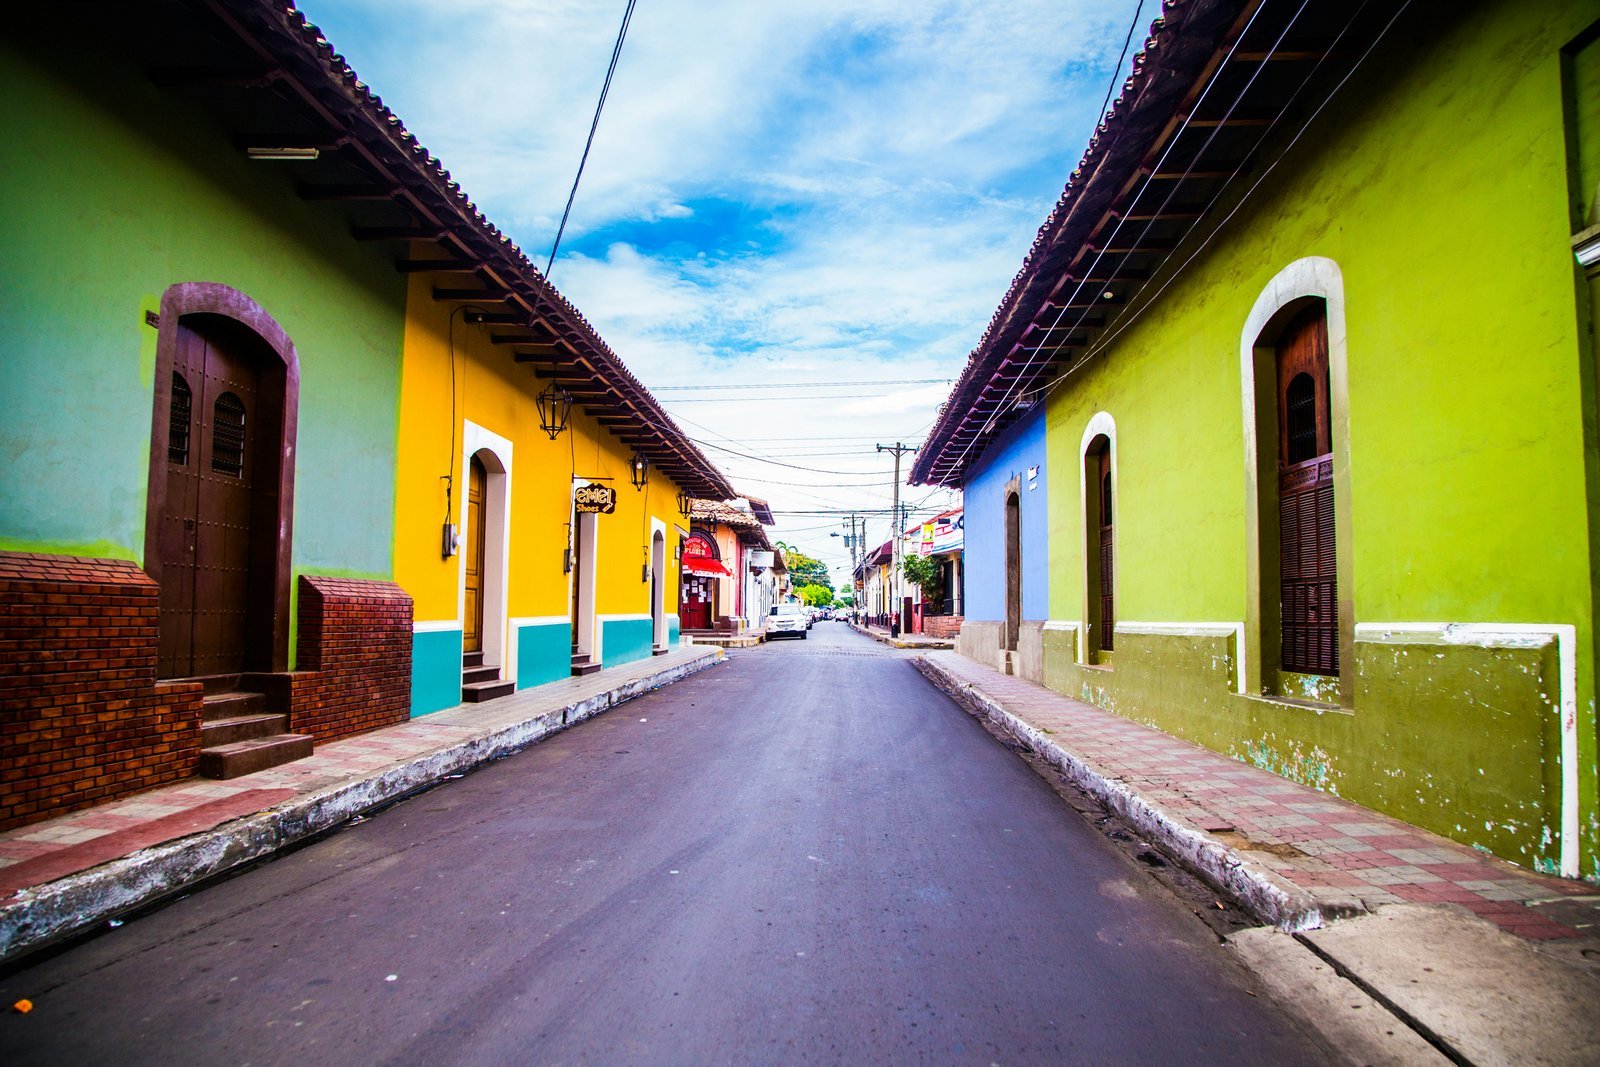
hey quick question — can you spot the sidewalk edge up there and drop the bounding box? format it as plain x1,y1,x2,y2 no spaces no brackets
0,650,724,964
913,654,1336,933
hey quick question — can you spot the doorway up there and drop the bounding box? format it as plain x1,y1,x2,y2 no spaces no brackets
464,454,487,654
153,312,289,678
651,528,667,650
571,506,599,660
1004,491,1021,652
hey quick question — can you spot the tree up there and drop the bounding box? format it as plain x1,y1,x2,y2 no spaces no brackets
900,554,941,600
782,546,832,592
795,583,834,607
835,592,854,607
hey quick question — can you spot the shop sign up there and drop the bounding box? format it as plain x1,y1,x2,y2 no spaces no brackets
574,484,616,514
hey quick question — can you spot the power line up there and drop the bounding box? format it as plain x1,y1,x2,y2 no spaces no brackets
545,0,639,277
651,378,950,392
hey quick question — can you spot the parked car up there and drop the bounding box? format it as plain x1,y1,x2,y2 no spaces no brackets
768,603,808,639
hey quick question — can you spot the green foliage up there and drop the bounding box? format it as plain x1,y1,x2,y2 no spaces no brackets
795,583,834,607
900,553,941,593
836,592,854,607
784,547,833,591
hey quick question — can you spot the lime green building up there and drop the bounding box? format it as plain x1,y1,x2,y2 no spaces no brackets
915,0,1600,878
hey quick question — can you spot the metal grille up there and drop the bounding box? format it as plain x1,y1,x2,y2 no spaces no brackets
1285,373,1318,463
168,372,191,465
211,392,246,476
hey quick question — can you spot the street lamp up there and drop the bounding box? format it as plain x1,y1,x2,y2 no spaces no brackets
536,384,572,441
676,488,693,518
629,451,650,490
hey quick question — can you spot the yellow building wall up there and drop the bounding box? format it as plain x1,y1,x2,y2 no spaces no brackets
396,273,690,714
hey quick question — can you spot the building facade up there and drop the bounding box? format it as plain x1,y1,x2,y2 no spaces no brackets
915,0,1600,878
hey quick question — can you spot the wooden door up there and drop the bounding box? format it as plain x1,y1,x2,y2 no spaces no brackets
158,321,260,678
1004,493,1021,651
1276,303,1337,676
571,512,585,649
464,455,486,654
1097,450,1115,652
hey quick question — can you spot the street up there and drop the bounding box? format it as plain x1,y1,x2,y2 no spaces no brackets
1,624,1328,1064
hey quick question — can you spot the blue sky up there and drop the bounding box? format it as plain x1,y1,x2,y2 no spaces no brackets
298,0,1147,580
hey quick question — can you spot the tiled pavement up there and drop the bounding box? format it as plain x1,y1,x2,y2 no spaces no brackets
919,651,1595,941
0,646,721,908
851,622,954,650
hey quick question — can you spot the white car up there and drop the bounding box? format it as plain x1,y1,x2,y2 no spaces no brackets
768,603,808,639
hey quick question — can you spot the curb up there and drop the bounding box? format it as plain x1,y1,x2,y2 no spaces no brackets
912,654,1344,932
848,622,954,651
0,651,724,964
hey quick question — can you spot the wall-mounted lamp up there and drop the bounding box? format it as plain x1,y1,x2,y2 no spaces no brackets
246,146,320,161
676,489,693,517
630,451,650,491
537,384,573,441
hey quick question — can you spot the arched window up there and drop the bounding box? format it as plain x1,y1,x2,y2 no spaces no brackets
1275,304,1336,677
1084,433,1114,658
168,372,191,465
211,392,247,477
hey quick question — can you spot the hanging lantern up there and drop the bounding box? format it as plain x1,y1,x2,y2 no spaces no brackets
676,488,693,517
630,451,650,490
536,384,572,441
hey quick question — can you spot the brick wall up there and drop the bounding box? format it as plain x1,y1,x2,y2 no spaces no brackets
0,552,202,832
924,614,965,640
290,575,412,743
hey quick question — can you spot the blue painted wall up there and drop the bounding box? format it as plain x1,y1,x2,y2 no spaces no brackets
602,617,654,667
411,628,462,717
963,408,1049,622
517,621,570,690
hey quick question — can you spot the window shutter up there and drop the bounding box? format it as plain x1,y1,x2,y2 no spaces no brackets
168,372,191,465
211,392,247,477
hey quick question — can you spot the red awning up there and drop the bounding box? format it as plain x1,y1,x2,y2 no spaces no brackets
683,554,732,578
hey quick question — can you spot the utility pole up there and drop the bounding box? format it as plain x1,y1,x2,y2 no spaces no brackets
876,442,918,635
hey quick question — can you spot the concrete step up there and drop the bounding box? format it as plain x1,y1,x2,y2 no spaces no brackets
463,650,485,668
570,658,602,677
462,664,501,685
200,712,288,748
198,734,313,779
201,690,268,722
652,645,670,657
462,678,514,702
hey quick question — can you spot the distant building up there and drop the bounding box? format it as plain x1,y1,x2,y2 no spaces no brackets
914,0,1600,877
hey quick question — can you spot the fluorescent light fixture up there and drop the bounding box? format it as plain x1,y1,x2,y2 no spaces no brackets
246,146,320,161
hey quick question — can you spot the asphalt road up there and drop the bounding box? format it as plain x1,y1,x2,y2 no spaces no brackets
1,623,1329,1064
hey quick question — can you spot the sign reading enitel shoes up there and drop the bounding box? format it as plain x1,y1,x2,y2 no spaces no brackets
574,483,616,514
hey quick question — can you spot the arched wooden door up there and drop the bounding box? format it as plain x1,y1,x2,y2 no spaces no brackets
1004,492,1021,652
158,317,278,678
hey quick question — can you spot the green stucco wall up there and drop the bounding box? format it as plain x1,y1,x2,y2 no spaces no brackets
1041,0,1600,875
0,41,406,582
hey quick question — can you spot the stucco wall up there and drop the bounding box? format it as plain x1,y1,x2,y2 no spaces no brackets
0,41,406,580
1037,0,1600,875
962,408,1049,623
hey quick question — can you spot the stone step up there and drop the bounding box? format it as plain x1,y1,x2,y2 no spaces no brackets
198,734,313,779
570,658,602,677
462,678,514,702
200,712,288,748
463,650,485,668
462,664,501,685
652,645,670,657
201,690,268,722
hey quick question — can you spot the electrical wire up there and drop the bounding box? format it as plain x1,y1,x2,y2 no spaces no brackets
1095,0,1148,129
651,378,950,392
546,0,639,278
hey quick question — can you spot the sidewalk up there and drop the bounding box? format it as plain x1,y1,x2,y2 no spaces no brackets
915,650,1600,1064
0,646,723,964
849,620,954,650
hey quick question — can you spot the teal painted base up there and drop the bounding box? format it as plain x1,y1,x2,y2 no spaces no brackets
668,614,680,648
411,627,462,717
603,617,654,667
517,622,569,689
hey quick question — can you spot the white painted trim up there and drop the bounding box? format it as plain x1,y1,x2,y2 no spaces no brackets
460,420,514,681
1078,413,1117,665
509,615,569,629
1113,622,1248,694
571,503,599,660
650,520,668,648
1354,622,1578,879
413,619,462,633
1240,257,1350,694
